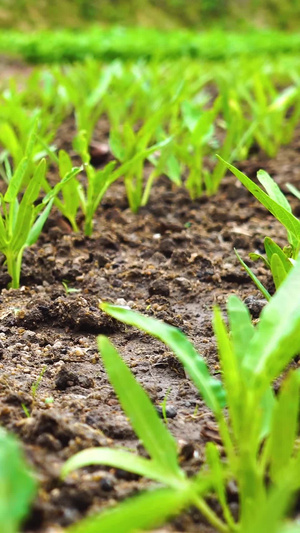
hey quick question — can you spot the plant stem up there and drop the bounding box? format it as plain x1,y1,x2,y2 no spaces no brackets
6,251,21,289
84,218,93,236
192,495,230,533
141,170,156,206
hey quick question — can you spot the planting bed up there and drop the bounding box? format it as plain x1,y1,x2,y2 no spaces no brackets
1,63,300,532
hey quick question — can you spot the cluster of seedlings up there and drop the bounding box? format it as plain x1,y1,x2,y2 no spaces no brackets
2,38,300,533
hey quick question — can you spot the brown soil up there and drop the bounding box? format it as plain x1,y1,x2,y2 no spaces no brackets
1,63,300,533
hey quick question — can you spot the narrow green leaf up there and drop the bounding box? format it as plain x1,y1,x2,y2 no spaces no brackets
10,159,47,250
218,157,300,248
249,251,270,268
100,304,226,414
43,167,82,204
4,158,29,202
90,161,117,213
0,428,36,532
212,307,241,440
270,253,288,289
21,158,47,205
26,199,53,247
109,130,126,161
67,487,190,533
206,442,235,529
58,149,73,177
286,182,300,202
264,237,293,274
235,249,271,301
61,448,178,488
227,295,254,363
242,255,300,386
62,447,184,488
0,122,21,163
0,213,8,248
259,387,276,441
268,370,300,482
24,115,39,159
245,449,300,533
257,170,292,213
269,86,298,112
98,336,183,480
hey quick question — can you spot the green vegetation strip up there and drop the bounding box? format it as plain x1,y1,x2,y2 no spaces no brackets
2,28,300,63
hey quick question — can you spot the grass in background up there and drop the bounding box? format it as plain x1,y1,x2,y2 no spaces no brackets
2,28,300,63
1,0,300,30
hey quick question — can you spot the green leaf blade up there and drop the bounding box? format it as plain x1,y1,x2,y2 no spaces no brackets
100,304,226,415
62,447,180,487
98,336,183,480
67,486,190,533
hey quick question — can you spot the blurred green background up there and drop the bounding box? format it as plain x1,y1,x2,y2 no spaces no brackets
1,0,300,30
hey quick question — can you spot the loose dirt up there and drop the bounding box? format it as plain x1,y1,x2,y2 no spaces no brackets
1,63,300,533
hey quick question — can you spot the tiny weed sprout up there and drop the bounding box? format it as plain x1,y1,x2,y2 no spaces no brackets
31,366,47,399
0,427,36,533
219,157,300,297
62,280,81,294
62,257,300,532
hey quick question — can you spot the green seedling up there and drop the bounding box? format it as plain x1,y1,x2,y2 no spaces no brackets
110,116,173,212
55,61,119,145
0,53,300,210
239,77,300,157
0,156,52,288
21,366,47,418
0,117,81,289
0,427,36,533
65,130,172,234
62,280,81,294
0,90,62,183
62,256,300,532
44,397,54,406
31,366,47,399
0,150,80,288
159,387,172,424
219,158,300,297
21,404,30,419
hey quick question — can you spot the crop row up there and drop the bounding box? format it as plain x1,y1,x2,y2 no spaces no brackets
2,50,300,533
3,28,300,63
5,246,300,533
0,55,300,286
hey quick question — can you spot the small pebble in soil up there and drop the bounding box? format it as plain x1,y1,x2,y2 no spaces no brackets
149,279,170,297
244,295,267,318
179,441,195,461
55,367,79,390
156,405,177,418
100,477,114,491
159,238,175,258
174,277,191,292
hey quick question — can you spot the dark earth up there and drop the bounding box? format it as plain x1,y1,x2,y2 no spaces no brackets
1,59,300,533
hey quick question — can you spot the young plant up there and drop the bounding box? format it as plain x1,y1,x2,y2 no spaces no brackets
219,157,300,297
0,427,36,533
0,90,61,182
0,150,80,288
109,117,172,213
62,256,300,532
55,61,119,145
178,96,221,198
239,77,300,157
54,130,172,235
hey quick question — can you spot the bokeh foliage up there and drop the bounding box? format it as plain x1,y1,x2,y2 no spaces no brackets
1,0,300,29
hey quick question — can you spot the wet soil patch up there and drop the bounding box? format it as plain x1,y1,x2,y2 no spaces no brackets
1,64,300,533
